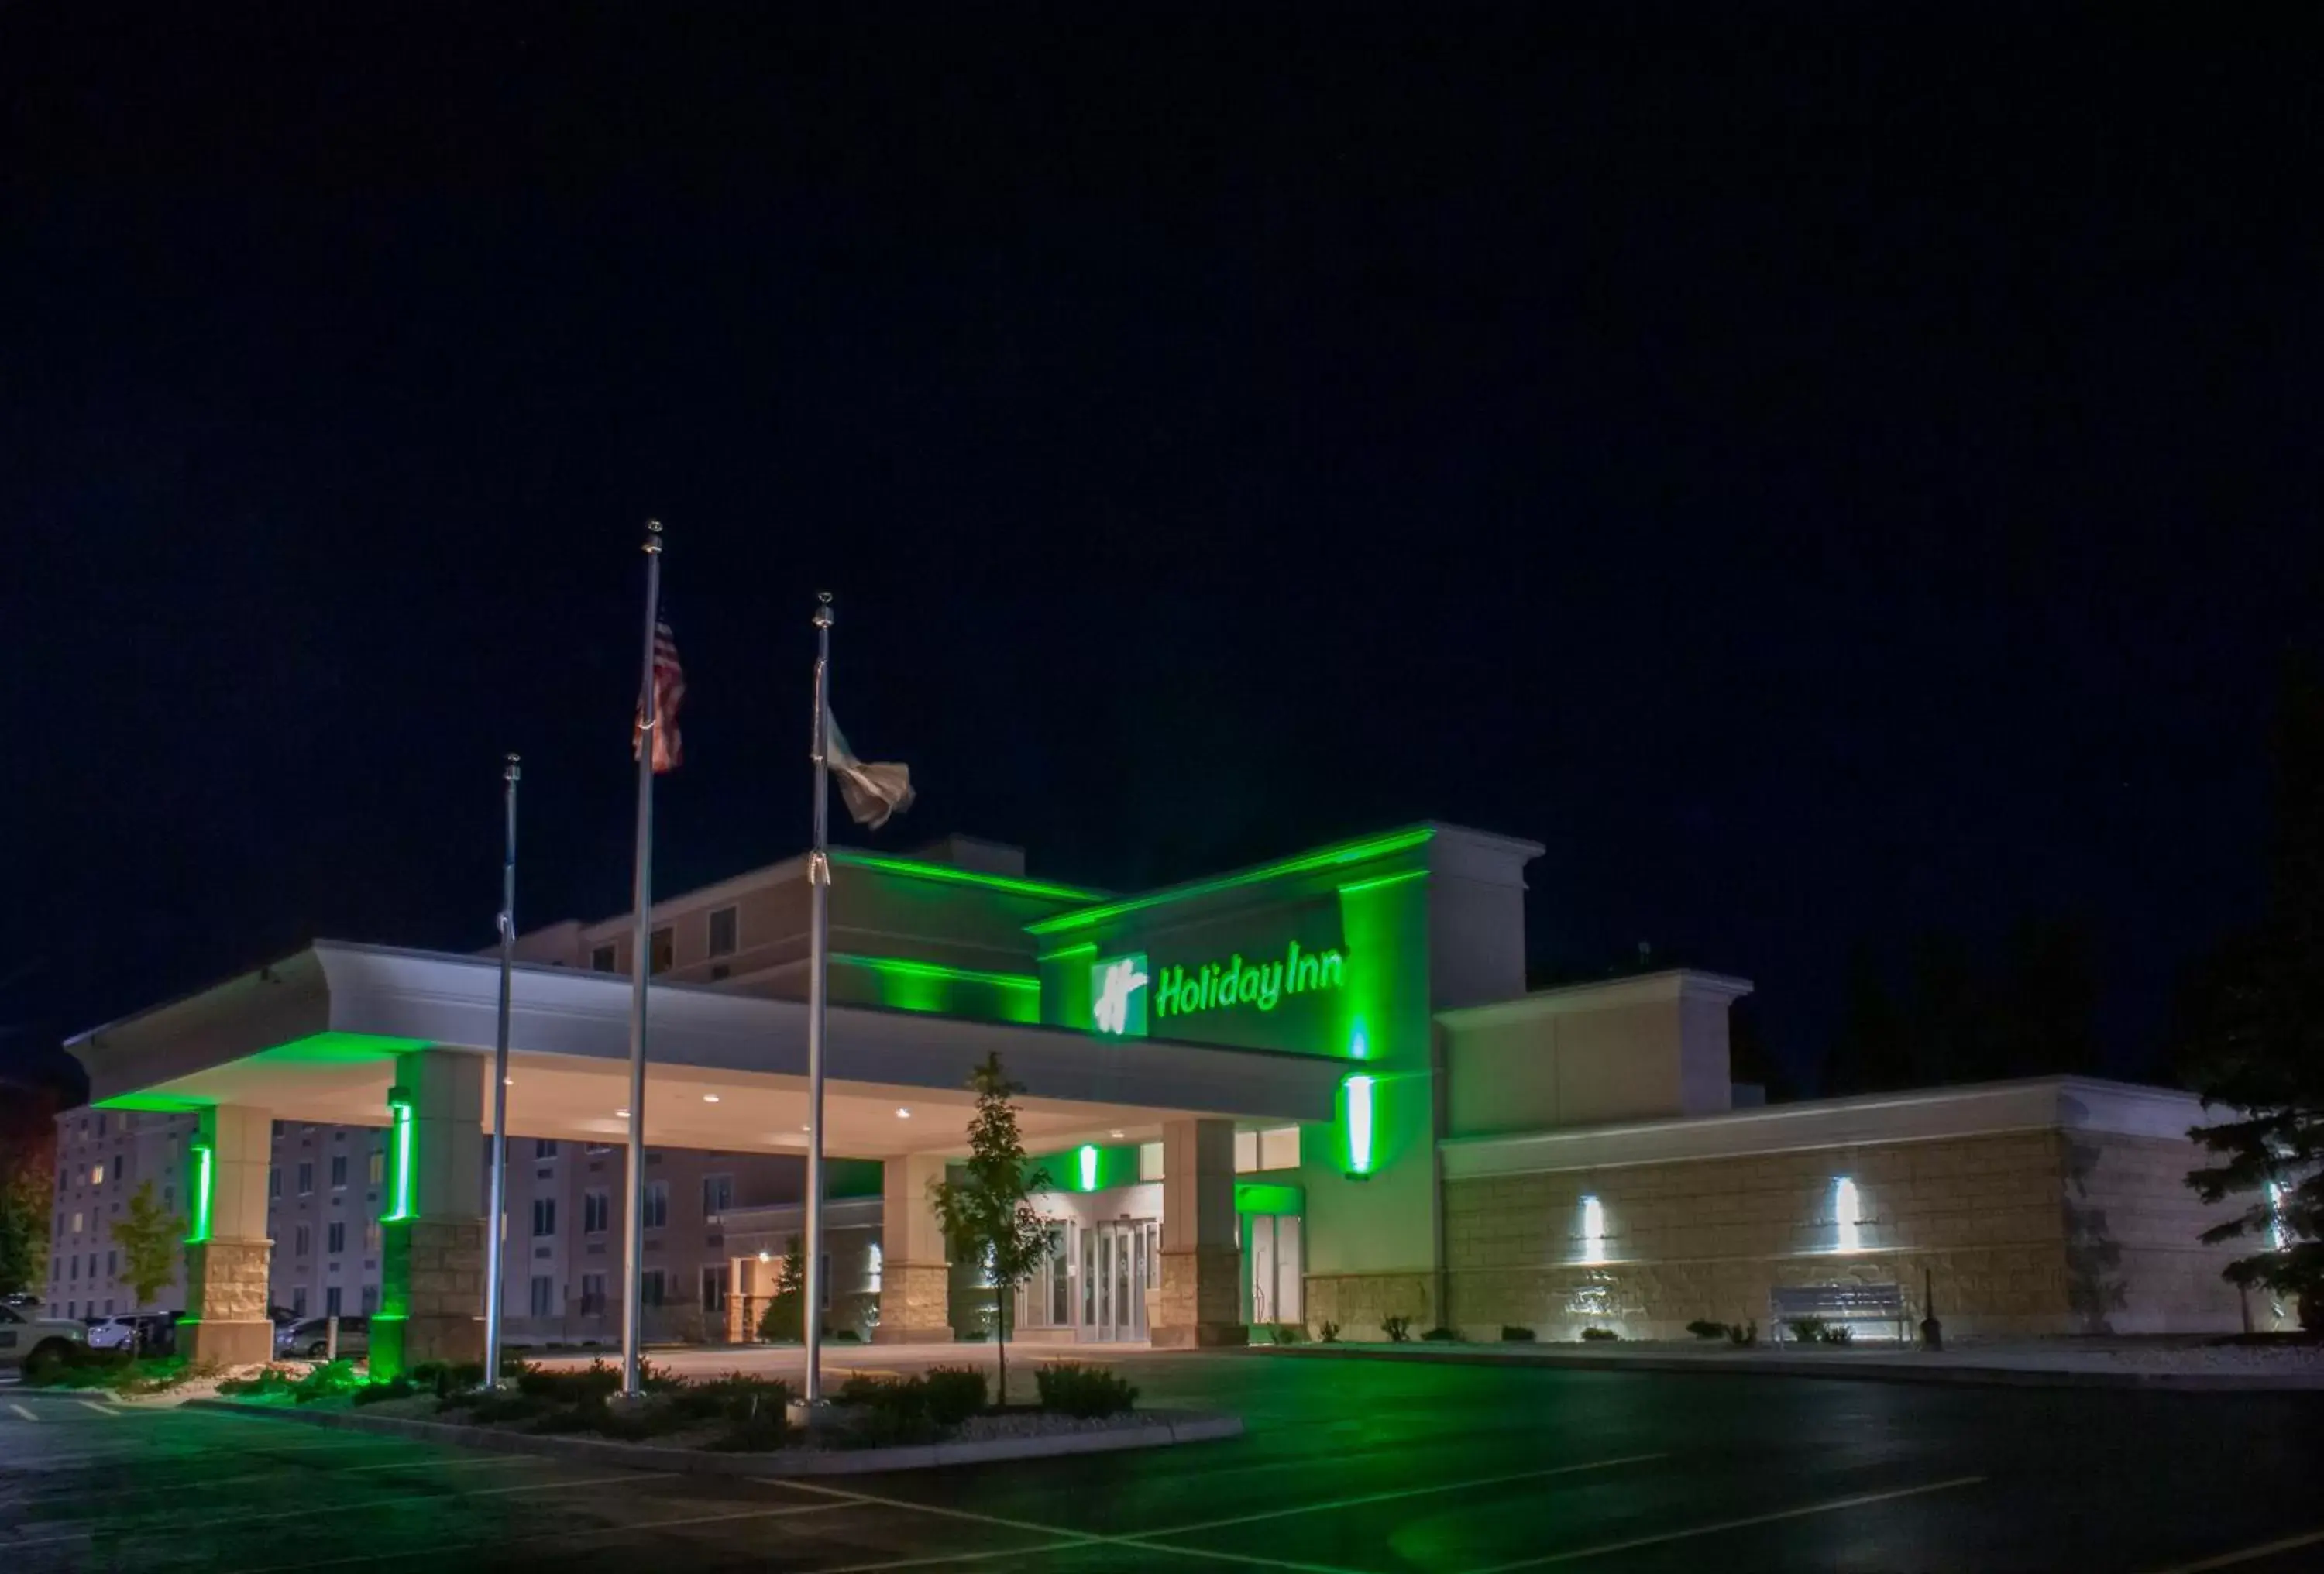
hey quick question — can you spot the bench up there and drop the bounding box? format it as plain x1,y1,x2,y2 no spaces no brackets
1769,1283,1910,1343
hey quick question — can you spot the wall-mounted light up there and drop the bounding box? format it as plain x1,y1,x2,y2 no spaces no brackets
1577,1194,1607,1264
1078,1144,1099,1192
383,1089,416,1223
1834,1177,1862,1253
184,1141,215,1245
1344,1074,1375,1180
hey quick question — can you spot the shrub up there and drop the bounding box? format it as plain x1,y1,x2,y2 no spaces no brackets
707,1408,788,1452
1268,1323,1307,1345
1686,1319,1730,1341
22,1345,134,1389
1381,1315,1413,1343
1501,1325,1536,1342
837,1373,928,1419
468,1390,549,1426
1579,1327,1619,1342
843,1404,940,1448
830,1328,861,1344
516,1358,623,1404
1318,1321,1341,1344
923,1366,988,1426
1786,1317,1830,1345
1728,1320,1758,1348
218,1366,300,1400
1824,1325,1855,1346
352,1377,416,1407
293,1359,366,1404
1421,1326,1460,1342
1033,1363,1137,1419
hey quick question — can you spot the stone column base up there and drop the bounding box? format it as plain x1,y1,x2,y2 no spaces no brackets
183,1318,276,1367
376,1216,487,1376
1153,1243,1246,1349
872,1261,953,1343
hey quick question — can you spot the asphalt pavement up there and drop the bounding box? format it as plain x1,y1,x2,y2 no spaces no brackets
4,1351,2322,1571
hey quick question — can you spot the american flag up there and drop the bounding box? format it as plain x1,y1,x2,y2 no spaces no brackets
634,613,685,773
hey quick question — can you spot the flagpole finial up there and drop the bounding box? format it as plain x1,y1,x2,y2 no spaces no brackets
504,752,521,782
813,591,834,631
643,519,663,555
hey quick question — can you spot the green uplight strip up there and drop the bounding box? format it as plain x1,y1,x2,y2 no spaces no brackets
186,1142,214,1244
832,953,1040,993
1038,941,1098,962
1337,867,1430,897
1026,827,1435,936
1078,1144,1099,1192
1345,1075,1375,1176
383,1098,415,1222
830,850,1105,904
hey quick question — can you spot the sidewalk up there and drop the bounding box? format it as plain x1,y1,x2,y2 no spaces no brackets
1260,1335,2324,1392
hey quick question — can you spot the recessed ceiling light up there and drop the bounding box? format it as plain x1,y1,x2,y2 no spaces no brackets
1109,1129,1125,1139
702,1094,720,1104
799,1125,811,1132
503,1077,514,1086
895,1108,912,1119
615,1109,631,1119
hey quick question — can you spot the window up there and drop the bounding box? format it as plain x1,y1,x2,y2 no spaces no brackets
1138,1142,1164,1182
367,1150,383,1186
70,1211,83,1235
1259,1126,1301,1171
707,905,738,958
640,1269,665,1307
531,1275,555,1316
270,1167,283,1199
91,1163,105,1185
583,1190,610,1234
112,1153,123,1183
1233,1130,1259,1171
297,1162,314,1195
330,1155,348,1188
327,1222,346,1254
641,1180,669,1229
702,1174,733,1214
365,1220,382,1253
869,1241,884,1293
360,1284,379,1315
106,1249,117,1277
294,1224,312,1256
293,1287,308,1316
580,1272,607,1315
531,1198,557,1237
326,1286,342,1316
648,926,675,974
700,1265,727,1311
590,943,617,973
535,1139,559,1160
95,1114,107,1138
68,1254,78,1280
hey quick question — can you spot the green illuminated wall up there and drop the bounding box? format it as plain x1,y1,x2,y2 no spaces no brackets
832,953,1040,1025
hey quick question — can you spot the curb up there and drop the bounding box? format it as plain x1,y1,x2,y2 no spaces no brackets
182,1399,1243,1473
1256,1345,2324,1394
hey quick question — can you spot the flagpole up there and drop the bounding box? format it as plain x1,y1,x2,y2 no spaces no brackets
803,591,834,1409
621,521,663,1397
483,752,521,1388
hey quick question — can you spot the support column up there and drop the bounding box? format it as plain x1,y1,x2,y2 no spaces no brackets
1154,1118,1246,1348
373,1048,486,1376
182,1104,275,1367
873,1153,953,1344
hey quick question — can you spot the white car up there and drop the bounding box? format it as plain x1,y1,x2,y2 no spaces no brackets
85,1315,140,1352
0,1304,89,1376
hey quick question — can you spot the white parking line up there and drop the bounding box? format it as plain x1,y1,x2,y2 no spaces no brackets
1466,1475,1989,1570
7,1402,34,1420
77,1400,118,1416
1133,1452,1669,1538
2148,1528,2324,1573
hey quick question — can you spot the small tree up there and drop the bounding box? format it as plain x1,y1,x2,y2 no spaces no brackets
929,1053,1055,1405
115,1180,184,1312
756,1234,806,1342
0,1163,48,1298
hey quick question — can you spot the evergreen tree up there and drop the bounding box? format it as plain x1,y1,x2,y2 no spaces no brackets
928,1053,1055,1405
2181,661,2324,1326
756,1234,806,1342
114,1180,184,1310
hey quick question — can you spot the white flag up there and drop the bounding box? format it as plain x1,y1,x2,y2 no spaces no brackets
827,714,915,829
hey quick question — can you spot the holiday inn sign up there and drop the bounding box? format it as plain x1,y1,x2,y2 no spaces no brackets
1089,941,1346,1036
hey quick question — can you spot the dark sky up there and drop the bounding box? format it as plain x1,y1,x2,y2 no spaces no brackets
5,7,2320,1094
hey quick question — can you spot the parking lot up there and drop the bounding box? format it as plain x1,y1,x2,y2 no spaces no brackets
4,1350,2322,1571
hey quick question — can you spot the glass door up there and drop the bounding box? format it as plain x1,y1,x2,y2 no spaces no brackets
1084,1220,1157,1342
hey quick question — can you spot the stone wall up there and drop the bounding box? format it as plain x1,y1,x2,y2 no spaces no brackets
1303,1271,1437,1341
1151,1244,1246,1347
1435,1127,2260,1339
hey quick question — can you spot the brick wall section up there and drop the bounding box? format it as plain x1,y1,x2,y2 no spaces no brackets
1439,1129,2257,1339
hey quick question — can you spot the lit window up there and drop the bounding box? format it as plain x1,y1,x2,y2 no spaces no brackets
368,1150,383,1186
707,905,739,958
90,1164,104,1186
1138,1143,1164,1182
1258,1126,1301,1171
70,1211,83,1234
1233,1131,1260,1172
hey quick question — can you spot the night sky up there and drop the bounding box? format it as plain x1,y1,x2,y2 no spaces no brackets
6,8,2320,1095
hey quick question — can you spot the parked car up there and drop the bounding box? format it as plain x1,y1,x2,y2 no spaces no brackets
0,1304,89,1376
277,1315,369,1359
84,1315,140,1352
131,1314,180,1356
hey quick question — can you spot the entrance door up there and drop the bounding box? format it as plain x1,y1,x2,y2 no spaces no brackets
1086,1220,1156,1342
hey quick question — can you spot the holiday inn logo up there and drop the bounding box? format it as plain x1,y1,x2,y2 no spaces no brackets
1091,954,1150,1036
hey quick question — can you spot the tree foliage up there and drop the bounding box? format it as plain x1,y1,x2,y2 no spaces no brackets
2180,662,2324,1318
0,1163,48,1297
115,1180,184,1308
927,1053,1054,1402
757,1234,807,1342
